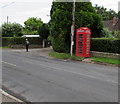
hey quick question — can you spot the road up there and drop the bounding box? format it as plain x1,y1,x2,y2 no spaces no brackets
2,49,118,102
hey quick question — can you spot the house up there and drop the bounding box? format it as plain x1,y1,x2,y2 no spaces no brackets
103,17,120,31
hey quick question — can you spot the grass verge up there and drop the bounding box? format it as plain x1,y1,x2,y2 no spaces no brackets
49,51,84,61
92,57,120,65
0,46,10,48
49,51,119,65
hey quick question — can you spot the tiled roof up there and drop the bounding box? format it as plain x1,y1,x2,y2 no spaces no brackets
103,19,120,31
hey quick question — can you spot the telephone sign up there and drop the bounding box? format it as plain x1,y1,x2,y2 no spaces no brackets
76,27,91,57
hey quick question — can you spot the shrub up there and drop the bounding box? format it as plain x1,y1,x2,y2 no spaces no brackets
52,35,70,53
111,31,120,39
1,22,23,37
2,37,43,47
91,38,120,54
101,28,113,38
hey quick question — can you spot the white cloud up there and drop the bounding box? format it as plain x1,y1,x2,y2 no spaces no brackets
118,1,120,11
1,1,52,25
91,0,119,12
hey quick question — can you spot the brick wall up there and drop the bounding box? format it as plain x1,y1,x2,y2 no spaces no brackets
90,51,120,59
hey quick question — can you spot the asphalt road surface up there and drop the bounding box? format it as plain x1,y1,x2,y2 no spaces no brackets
2,49,118,102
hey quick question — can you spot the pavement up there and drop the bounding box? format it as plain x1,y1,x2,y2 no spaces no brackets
1,89,23,103
1,47,118,102
8,47,53,59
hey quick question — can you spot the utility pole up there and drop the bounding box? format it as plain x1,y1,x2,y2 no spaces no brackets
70,0,75,56
7,16,9,24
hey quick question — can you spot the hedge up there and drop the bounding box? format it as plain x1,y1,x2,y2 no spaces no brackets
2,37,120,54
2,37,43,47
91,38,120,54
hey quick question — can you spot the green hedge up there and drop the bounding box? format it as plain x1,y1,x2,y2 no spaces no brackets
2,37,120,54
91,38,120,54
2,37,43,47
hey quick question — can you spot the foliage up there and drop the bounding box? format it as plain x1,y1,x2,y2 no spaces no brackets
23,17,43,35
1,22,23,37
39,23,49,39
75,11,103,37
49,51,70,59
51,35,70,53
94,4,117,20
2,37,43,46
111,31,120,39
91,38,120,54
0,46,10,48
47,35,53,42
50,2,103,53
101,28,113,38
22,29,38,35
50,2,73,53
49,51,84,60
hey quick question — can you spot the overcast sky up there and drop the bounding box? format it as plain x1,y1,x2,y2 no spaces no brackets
0,0,119,26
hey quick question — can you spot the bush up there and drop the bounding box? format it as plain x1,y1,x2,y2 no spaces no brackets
111,31,120,39
2,37,43,47
91,38,120,54
52,36,70,53
1,22,23,37
101,28,113,38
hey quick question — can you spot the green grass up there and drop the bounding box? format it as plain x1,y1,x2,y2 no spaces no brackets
70,55,84,60
49,51,70,59
49,51,120,65
49,51,84,60
92,57,120,65
0,46,10,48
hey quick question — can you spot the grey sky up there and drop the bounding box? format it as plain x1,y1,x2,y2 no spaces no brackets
0,0,119,26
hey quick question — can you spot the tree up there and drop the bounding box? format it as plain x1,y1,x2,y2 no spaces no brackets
1,22,23,37
39,23,49,39
50,1,103,53
94,4,117,20
75,2,103,37
39,23,49,47
23,17,43,35
50,2,73,52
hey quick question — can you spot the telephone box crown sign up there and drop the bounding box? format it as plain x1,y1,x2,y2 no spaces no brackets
77,27,91,34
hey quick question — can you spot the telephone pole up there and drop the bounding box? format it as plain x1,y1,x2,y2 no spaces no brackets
70,0,75,56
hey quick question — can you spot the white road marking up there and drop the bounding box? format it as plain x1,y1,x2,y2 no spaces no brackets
2,61,17,67
25,60,118,84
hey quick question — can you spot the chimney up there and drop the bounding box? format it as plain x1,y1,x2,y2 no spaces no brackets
113,17,117,25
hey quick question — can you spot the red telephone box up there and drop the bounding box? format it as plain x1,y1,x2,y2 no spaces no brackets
76,27,91,57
